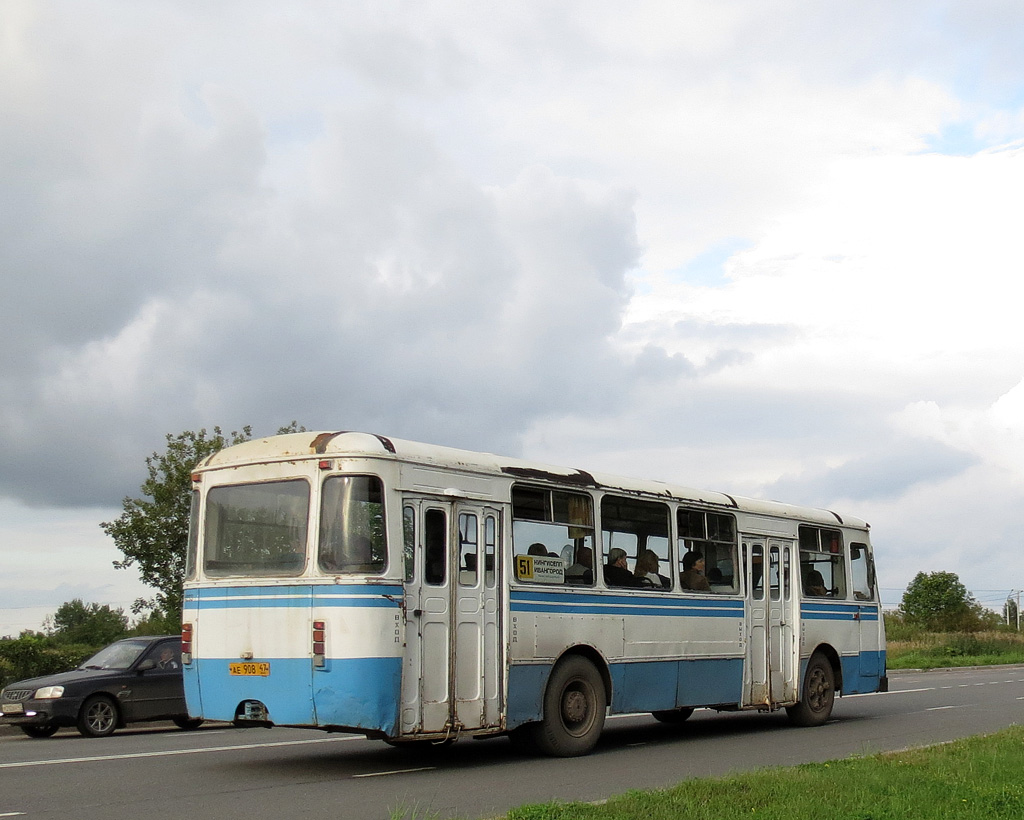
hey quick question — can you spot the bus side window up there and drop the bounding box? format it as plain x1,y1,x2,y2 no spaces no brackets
511,486,594,587
424,508,447,586
850,542,873,600
678,509,738,594
484,515,497,588
403,505,415,582
798,526,847,599
601,495,670,589
748,543,765,600
459,513,479,586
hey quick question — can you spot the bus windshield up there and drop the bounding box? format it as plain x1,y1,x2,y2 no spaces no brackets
203,480,310,576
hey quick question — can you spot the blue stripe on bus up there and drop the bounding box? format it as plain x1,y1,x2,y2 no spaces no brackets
186,597,400,610
510,590,744,619
511,590,743,609
185,584,403,597
801,603,880,621
183,584,403,611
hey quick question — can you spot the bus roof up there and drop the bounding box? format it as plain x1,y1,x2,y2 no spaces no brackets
196,430,868,530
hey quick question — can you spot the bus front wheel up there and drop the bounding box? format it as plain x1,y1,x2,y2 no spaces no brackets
534,655,606,757
786,653,835,727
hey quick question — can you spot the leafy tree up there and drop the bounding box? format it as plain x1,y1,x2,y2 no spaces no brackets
102,426,253,624
129,606,181,636
49,599,128,646
899,571,981,631
102,423,306,625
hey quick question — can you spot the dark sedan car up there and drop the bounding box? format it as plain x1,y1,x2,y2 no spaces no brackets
0,635,202,738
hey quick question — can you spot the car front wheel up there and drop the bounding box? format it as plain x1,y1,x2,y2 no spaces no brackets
77,695,119,738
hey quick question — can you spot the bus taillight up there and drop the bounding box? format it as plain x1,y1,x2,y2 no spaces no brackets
313,620,326,668
181,623,194,665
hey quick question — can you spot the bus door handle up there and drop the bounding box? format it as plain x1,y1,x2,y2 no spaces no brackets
413,609,423,618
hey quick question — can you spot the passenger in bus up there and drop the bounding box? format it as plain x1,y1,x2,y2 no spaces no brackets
680,550,711,591
527,542,548,556
803,568,828,596
634,549,669,588
604,547,640,587
565,545,594,585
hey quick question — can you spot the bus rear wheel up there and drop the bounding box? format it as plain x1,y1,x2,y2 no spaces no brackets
533,655,606,757
786,653,835,727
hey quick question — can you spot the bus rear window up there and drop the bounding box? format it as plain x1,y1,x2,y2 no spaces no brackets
204,480,309,576
319,475,387,574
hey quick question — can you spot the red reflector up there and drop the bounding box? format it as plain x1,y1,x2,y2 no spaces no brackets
318,460,332,470
191,473,201,482
313,620,325,630
313,642,325,654
313,630,325,641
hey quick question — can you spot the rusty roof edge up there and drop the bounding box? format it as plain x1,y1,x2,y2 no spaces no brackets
500,465,599,488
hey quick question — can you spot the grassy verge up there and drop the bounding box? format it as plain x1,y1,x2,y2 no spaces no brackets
499,726,1024,820
886,630,1024,670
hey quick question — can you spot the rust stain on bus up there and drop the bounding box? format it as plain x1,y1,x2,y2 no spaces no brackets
310,431,397,455
500,466,599,487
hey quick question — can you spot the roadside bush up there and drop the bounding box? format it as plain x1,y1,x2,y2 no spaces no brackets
0,634,96,687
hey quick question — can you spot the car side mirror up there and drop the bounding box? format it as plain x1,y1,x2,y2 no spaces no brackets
137,659,156,673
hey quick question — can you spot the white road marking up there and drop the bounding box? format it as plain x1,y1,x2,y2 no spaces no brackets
846,687,934,697
0,735,362,769
926,705,969,711
352,767,435,778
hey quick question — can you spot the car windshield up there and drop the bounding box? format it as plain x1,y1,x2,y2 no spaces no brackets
79,640,151,670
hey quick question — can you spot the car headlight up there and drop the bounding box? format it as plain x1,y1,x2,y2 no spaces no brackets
34,686,64,699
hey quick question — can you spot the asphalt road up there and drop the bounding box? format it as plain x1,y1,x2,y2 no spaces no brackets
2,665,1023,820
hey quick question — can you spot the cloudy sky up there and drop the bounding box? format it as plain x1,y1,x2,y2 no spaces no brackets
3,1,1024,635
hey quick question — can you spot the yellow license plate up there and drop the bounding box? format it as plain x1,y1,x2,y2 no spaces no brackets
229,662,270,677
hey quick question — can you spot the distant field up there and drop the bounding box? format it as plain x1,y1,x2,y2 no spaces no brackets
496,725,1024,820
886,629,1024,669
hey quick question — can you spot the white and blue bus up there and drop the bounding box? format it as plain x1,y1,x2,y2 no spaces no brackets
182,431,886,756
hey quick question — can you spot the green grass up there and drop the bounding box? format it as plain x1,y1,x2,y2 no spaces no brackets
886,630,1024,669
501,726,1024,820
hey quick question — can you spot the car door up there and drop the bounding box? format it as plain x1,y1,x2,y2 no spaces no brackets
124,639,186,720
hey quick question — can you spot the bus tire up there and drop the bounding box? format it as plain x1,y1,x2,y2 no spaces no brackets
173,717,204,730
652,706,694,724
533,655,606,757
786,653,835,727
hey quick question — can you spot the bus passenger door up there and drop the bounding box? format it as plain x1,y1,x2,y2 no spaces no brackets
767,539,798,704
400,498,502,736
742,538,797,707
451,506,502,731
742,539,770,706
